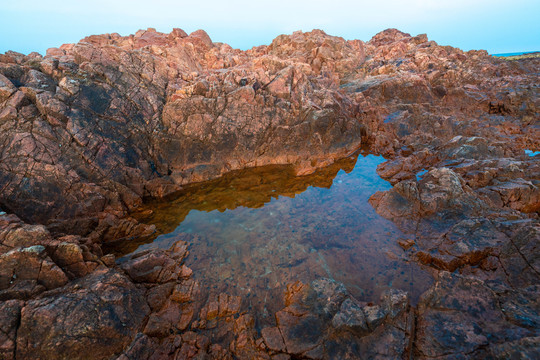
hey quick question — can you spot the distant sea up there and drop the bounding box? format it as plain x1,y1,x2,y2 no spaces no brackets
492,51,539,57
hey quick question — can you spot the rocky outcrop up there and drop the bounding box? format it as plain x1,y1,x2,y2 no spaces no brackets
0,27,538,359
16,267,149,360
415,271,540,359
262,279,413,359
0,28,366,240
360,30,539,358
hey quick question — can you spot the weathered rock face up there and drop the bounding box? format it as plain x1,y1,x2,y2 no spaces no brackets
16,267,149,360
264,279,413,359
0,28,366,239
358,30,539,359
415,271,540,358
0,300,23,360
0,27,539,359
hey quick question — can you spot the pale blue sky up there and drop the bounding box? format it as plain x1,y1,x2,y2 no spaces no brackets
1,0,538,55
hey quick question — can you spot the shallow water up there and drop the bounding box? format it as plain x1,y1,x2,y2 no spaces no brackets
118,152,432,325
492,51,538,57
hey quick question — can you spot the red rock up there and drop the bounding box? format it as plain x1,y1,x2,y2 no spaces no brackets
0,245,68,295
146,282,175,311
218,293,242,316
177,303,194,331
0,28,367,233
143,300,182,338
0,25,539,359
121,241,188,283
116,334,157,360
175,344,199,359
0,300,23,360
272,354,291,360
261,327,286,352
51,242,89,278
415,271,538,358
100,254,116,266
16,268,149,359
170,279,198,303
207,300,219,320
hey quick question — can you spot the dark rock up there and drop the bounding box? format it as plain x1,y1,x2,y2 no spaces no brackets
261,326,286,352
16,267,149,360
415,271,538,358
0,245,68,296
0,300,23,360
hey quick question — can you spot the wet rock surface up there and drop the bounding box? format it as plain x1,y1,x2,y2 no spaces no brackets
415,271,539,359
0,27,538,358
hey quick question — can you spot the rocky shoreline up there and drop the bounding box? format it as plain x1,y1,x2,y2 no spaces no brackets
0,28,538,359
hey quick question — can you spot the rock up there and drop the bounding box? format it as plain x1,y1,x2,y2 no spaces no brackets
269,279,413,359
218,293,241,316
0,216,52,253
276,309,324,355
0,25,539,359
381,289,409,319
16,267,149,360
0,300,23,360
490,336,540,359
51,242,89,278
170,279,199,303
0,246,68,297
0,28,366,233
417,168,473,214
363,305,386,330
121,240,189,283
121,251,178,283
143,300,182,338
331,298,368,333
116,333,158,360
146,282,175,311
101,254,116,266
480,178,540,213
370,168,482,220
415,271,538,358
261,326,286,353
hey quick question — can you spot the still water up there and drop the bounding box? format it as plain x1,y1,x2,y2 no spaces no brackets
117,152,432,323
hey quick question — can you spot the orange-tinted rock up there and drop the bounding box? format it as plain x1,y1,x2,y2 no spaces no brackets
0,300,23,360
16,268,149,359
0,26,539,359
261,326,286,352
0,28,366,235
415,271,539,358
0,246,68,295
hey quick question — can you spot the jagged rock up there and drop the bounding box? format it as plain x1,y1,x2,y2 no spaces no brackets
16,267,149,360
0,26,538,359
0,300,23,360
0,28,366,232
0,245,68,298
269,279,412,359
0,214,52,254
120,240,189,283
415,271,539,359
261,326,286,352
331,298,368,333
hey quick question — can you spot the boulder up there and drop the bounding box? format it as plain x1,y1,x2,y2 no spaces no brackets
16,267,149,360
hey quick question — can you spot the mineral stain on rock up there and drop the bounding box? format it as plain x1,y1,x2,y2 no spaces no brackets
0,27,539,359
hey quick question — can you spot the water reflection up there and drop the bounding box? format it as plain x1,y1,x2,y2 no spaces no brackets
117,152,432,324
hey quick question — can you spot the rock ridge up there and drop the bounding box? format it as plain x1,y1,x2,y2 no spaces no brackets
0,27,538,359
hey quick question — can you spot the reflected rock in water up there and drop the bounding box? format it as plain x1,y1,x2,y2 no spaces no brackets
109,154,358,255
